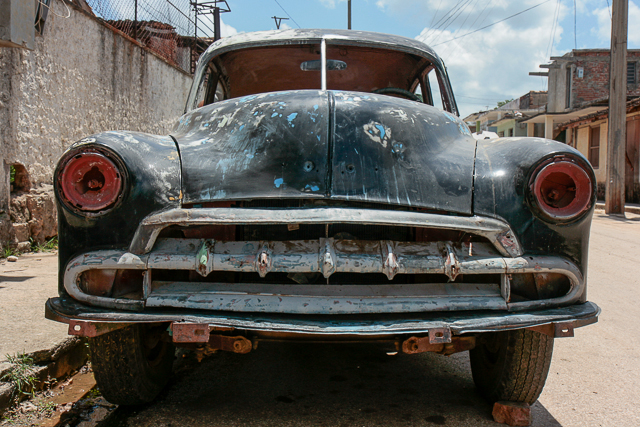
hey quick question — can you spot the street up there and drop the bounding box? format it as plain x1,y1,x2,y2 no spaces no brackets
93,212,640,427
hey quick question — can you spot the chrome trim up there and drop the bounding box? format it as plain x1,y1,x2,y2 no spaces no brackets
64,238,583,313
129,207,523,257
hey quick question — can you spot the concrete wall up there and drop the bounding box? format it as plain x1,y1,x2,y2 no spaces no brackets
547,50,640,113
0,0,193,248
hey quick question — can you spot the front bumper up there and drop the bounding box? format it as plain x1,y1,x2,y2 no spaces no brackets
46,296,599,338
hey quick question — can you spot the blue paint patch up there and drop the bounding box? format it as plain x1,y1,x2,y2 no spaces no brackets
239,125,245,131
313,105,319,110
240,95,258,103
274,178,284,188
354,148,358,154
375,124,386,139
305,184,320,192
287,113,298,126
317,135,321,141
271,112,278,118
254,111,259,116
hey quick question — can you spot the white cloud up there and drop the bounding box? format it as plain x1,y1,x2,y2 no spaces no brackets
594,1,640,45
319,0,347,9
280,22,292,30
401,0,570,117
219,18,238,38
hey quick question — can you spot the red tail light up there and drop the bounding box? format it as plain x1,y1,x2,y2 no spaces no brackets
530,158,593,221
58,151,123,213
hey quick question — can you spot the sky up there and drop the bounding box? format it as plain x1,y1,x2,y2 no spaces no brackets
192,0,639,118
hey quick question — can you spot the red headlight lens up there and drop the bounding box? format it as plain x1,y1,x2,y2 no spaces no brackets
531,159,592,221
59,152,123,212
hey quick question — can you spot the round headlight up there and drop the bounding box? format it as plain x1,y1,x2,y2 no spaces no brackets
57,150,124,213
529,157,593,221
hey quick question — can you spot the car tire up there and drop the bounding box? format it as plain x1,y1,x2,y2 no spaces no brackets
469,329,553,404
89,324,174,405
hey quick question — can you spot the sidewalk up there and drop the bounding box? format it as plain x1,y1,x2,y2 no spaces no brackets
0,252,87,415
594,201,640,214
0,252,68,360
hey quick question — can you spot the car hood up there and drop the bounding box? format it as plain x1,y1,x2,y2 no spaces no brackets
171,90,476,214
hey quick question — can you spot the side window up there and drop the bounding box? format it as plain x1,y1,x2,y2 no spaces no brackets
426,69,444,110
193,62,228,109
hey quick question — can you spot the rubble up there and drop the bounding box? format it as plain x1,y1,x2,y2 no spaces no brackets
492,401,532,426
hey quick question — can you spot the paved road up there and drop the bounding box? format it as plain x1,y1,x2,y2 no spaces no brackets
61,213,640,426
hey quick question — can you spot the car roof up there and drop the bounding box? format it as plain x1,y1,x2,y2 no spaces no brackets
199,29,441,63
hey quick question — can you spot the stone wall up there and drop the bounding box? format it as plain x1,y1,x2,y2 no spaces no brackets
0,0,193,248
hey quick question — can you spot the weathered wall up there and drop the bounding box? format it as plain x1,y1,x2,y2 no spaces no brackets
547,50,640,113
0,0,193,247
576,119,608,186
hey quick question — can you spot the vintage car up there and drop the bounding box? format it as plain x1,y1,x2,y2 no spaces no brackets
46,29,600,406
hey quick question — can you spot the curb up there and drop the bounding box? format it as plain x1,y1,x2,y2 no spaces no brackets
594,202,640,214
0,337,88,416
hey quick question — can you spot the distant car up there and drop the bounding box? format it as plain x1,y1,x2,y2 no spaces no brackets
46,29,599,406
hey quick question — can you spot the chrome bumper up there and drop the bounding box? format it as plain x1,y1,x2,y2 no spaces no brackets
46,297,600,338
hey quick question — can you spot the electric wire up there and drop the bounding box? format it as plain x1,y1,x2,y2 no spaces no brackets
422,0,468,40
545,0,561,59
428,0,475,44
574,0,577,49
432,0,553,46
428,0,444,29
274,0,301,28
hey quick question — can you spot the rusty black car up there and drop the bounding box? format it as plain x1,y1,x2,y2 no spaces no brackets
46,29,600,406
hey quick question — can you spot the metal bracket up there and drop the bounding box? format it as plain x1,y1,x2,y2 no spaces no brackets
255,242,272,278
429,327,452,344
381,241,399,280
68,320,134,337
196,239,216,277
320,238,336,278
443,244,460,282
171,322,211,343
528,321,575,338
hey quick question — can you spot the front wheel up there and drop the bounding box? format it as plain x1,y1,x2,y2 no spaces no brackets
469,329,553,404
89,324,175,405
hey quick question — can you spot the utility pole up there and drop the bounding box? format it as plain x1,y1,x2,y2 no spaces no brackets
348,0,351,29
272,16,289,29
606,0,628,214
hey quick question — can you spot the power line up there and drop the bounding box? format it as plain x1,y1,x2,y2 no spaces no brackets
273,0,300,28
546,0,561,58
574,0,577,49
432,0,553,47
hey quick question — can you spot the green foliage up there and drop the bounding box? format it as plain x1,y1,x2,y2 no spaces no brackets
2,354,38,404
9,165,16,184
496,99,514,108
1,245,20,259
30,236,58,253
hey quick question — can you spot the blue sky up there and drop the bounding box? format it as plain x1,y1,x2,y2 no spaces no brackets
195,0,637,117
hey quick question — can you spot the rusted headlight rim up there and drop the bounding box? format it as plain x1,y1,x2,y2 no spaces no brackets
55,146,129,217
527,155,595,223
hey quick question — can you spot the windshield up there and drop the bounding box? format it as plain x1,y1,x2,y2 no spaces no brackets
186,38,457,114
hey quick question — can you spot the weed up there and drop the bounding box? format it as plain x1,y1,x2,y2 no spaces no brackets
1,354,38,404
29,236,58,253
0,245,20,259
